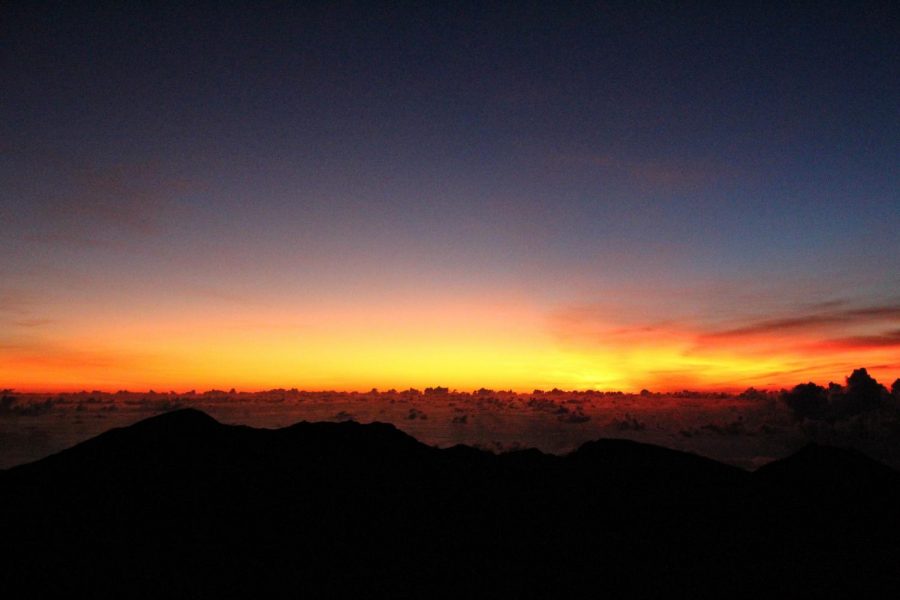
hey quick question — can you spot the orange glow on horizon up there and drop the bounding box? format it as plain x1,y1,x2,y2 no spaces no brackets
2,297,897,394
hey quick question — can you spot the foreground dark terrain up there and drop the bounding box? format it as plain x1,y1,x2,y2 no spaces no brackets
2,410,899,598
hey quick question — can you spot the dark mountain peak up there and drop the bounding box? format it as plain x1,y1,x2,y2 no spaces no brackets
6,409,223,477
271,419,435,464
568,438,747,487
133,408,221,432
280,418,419,445
750,444,900,509
571,437,736,470
753,443,900,488
5,415,900,597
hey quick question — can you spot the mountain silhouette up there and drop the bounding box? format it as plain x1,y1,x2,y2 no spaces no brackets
2,409,899,598
753,442,900,490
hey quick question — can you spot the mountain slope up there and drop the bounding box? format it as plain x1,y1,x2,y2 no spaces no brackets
2,409,899,598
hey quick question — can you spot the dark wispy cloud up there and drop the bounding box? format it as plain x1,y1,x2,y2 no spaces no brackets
545,294,900,390
0,290,33,315
25,162,195,248
12,318,55,328
0,338,156,372
592,154,724,190
822,330,900,350
701,303,900,339
22,232,116,249
558,152,737,194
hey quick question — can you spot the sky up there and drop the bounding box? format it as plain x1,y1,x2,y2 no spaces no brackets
1,1,898,392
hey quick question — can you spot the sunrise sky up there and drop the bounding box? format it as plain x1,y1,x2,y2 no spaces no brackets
2,2,898,392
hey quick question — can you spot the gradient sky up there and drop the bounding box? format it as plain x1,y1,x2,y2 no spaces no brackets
2,1,898,392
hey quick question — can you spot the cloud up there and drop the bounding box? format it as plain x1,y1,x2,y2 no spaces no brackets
0,290,32,315
12,318,55,328
560,152,735,193
699,419,747,436
547,296,900,389
704,315,852,338
599,155,717,189
742,362,853,381
845,306,900,318
22,232,117,249
25,161,195,247
1,346,142,371
550,303,685,348
820,330,900,350
0,393,56,417
0,336,162,391
703,304,900,340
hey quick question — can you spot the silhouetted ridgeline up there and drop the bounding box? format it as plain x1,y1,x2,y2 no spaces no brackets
2,410,900,598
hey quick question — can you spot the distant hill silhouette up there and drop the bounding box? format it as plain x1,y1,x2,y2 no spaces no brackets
2,409,899,598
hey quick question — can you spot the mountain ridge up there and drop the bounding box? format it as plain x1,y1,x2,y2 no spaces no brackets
10,408,896,476
3,409,899,598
